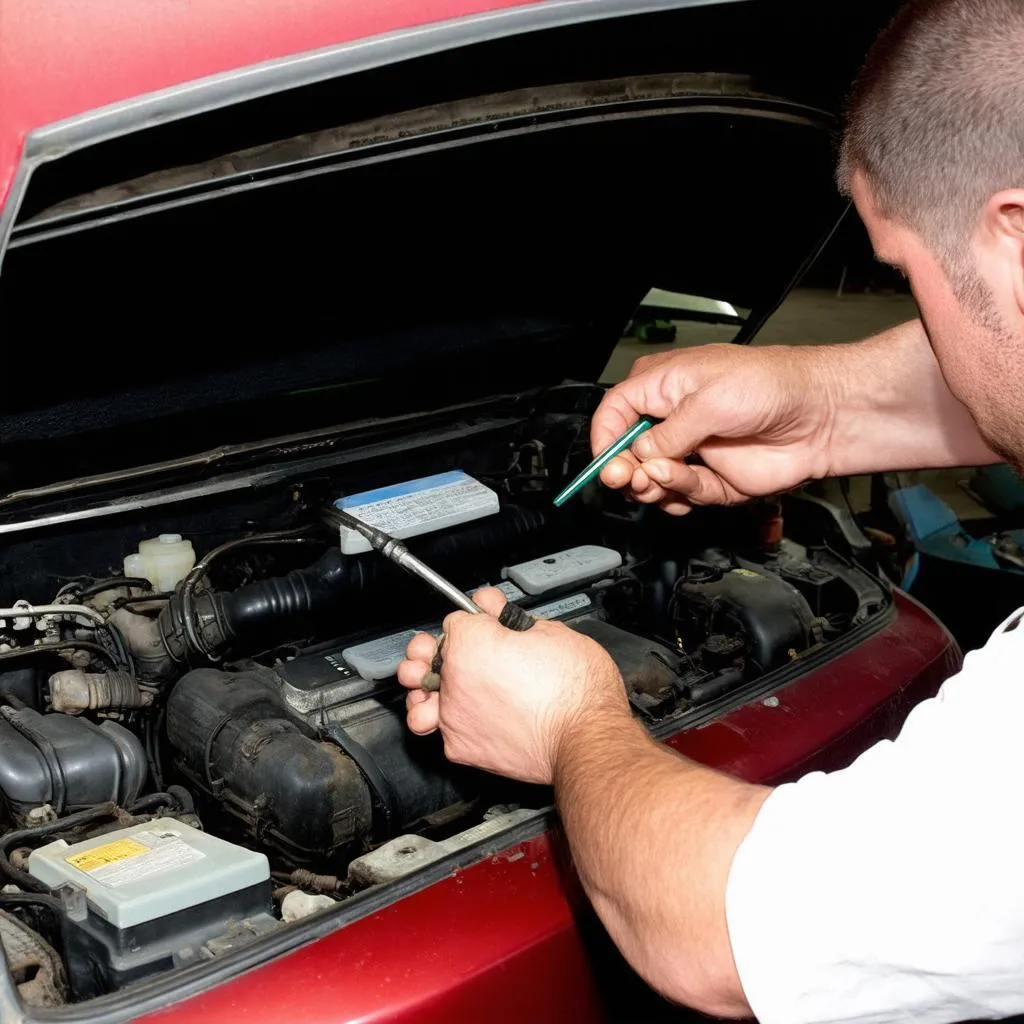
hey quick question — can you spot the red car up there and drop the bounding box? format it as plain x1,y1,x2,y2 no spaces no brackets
0,2,956,1021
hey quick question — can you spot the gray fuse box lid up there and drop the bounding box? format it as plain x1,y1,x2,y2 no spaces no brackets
28,817,269,930
504,545,622,596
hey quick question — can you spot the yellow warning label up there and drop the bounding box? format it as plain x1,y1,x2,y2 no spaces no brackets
66,838,149,873
732,569,762,579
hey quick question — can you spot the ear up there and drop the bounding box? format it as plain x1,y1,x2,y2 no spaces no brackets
979,190,1024,250
979,189,1024,309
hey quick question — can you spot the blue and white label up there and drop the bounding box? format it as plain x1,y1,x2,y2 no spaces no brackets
336,471,500,555
531,593,593,620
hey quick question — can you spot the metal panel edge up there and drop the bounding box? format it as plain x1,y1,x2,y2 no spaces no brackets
0,0,742,275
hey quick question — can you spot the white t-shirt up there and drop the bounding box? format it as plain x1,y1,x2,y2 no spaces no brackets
726,607,1024,1024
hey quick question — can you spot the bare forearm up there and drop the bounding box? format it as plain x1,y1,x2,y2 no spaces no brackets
553,712,769,1016
817,319,998,475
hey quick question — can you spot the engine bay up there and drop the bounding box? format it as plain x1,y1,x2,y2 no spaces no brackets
0,394,890,1007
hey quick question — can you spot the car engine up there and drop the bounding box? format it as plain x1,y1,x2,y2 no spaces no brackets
0,402,889,1006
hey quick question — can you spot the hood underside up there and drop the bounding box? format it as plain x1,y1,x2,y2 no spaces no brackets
0,68,842,496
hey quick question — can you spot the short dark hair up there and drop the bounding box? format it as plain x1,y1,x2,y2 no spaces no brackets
838,0,1024,263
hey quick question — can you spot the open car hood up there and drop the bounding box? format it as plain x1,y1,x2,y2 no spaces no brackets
0,69,843,497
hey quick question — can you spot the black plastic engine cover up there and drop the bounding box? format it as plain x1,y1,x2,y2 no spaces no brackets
320,701,470,838
571,619,682,697
0,708,146,820
674,567,818,673
166,669,374,863
165,666,470,863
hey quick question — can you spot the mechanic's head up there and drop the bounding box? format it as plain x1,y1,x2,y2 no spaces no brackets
838,0,1024,468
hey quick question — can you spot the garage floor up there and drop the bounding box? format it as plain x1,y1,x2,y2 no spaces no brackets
601,287,989,521
602,287,920,384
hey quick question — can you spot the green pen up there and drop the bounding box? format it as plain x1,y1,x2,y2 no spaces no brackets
553,417,656,508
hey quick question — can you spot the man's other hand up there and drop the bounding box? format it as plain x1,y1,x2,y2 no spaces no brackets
591,343,834,514
397,588,630,783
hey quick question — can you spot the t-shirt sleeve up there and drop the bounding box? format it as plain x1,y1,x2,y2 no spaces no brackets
726,613,1024,1024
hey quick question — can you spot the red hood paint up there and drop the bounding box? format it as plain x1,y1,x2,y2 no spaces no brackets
0,0,542,214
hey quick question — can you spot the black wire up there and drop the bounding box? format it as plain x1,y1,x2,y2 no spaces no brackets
144,715,164,792
103,622,132,673
0,640,120,671
48,576,142,672
4,598,134,674
77,577,152,601
0,891,66,944
0,892,63,915
0,802,117,893
153,707,166,788
128,792,180,814
115,593,173,608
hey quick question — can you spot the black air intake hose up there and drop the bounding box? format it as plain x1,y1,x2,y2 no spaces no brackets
216,546,359,645
160,505,550,661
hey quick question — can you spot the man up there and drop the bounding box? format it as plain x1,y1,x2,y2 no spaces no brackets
398,1,1024,1020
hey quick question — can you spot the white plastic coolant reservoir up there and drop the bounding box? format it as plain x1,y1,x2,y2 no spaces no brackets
123,534,196,592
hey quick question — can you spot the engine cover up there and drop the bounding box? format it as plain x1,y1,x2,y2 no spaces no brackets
165,666,469,862
674,566,820,673
0,708,147,821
